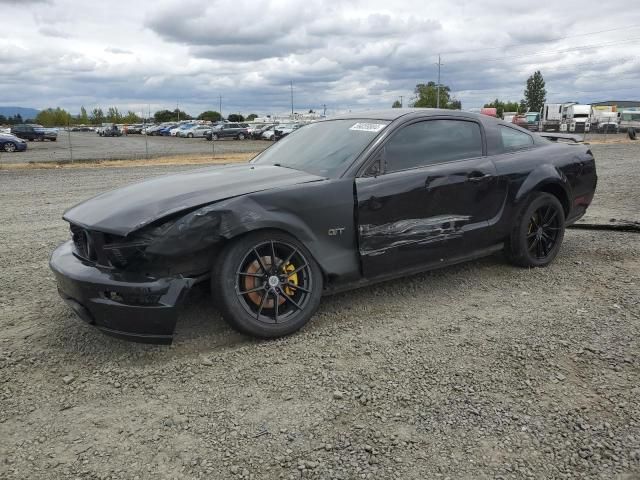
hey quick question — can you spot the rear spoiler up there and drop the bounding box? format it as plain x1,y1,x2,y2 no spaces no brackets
538,132,584,143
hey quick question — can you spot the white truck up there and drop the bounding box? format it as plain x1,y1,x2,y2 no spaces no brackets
541,103,575,131
560,104,591,134
618,109,640,132
591,107,619,133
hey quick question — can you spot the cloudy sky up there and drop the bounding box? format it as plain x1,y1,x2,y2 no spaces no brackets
1,0,639,116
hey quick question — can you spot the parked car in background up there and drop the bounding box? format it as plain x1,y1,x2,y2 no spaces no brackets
50,109,597,343
125,124,143,134
205,123,249,140
252,124,275,139
170,124,196,137
44,128,58,141
143,124,163,135
274,123,302,140
178,125,212,138
11,124,48,141
0,133,28,152
523,112,541,131
261,127,276,140
101,125,123,137
480,107,497,117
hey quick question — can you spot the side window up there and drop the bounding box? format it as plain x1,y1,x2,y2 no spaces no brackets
384,120,483,172
500,126,533,151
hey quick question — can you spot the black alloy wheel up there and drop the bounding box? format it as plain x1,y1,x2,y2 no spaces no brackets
526,204,562,260
506,192,565,267
212,231,323,337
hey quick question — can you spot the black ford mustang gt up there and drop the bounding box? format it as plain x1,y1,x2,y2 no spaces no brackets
50,109,597,344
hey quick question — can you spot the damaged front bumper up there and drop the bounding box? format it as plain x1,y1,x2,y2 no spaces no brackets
50,241,194,344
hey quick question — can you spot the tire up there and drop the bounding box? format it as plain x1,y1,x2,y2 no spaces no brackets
3,142,16,152
212,230,323,338
187,133,194,138
505,192,565,268
211,133,218,141
629,128,637,140
237,133,245,140
50,138,57,142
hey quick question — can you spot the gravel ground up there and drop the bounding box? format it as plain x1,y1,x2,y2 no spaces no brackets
0,132,268,164
0,144,638,479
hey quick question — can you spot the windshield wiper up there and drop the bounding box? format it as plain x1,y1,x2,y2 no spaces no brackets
272,163,299,171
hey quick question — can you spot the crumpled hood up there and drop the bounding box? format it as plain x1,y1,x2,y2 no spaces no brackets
63,164,324,235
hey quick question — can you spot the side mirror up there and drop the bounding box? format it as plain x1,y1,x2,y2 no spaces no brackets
365,156,382,177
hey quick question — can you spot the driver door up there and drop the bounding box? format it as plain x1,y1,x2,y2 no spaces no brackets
355,118,506,278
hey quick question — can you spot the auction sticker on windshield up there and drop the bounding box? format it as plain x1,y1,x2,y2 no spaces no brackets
349,122,386,132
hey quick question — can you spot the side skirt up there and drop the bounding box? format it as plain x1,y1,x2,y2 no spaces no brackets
323,243,504,296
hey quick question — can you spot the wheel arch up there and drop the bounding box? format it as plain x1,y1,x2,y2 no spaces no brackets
514,165,571,217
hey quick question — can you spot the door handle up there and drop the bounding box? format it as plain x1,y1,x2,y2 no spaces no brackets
467,172,492,182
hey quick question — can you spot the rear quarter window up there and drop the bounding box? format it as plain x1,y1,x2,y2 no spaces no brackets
500,126,534,152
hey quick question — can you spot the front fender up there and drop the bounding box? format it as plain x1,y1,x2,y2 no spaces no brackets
145,179,360,281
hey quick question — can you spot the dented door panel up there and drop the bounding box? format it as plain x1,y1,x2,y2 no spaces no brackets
356,157,506,276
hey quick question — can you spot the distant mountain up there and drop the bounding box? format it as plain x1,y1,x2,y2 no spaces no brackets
0,106,40,119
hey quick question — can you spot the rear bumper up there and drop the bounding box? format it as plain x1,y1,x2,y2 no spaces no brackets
50,241,194,344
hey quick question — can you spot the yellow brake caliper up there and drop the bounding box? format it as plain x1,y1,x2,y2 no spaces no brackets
284,263,298,296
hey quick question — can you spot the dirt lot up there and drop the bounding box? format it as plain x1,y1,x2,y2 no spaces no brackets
0,131,268,164
0,144,638,479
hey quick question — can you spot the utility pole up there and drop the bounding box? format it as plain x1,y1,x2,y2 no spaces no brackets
219,95,222,119
322,104,327,116
435,54,443,109
176,101,180,122
400,96,403,108
290,81,294,116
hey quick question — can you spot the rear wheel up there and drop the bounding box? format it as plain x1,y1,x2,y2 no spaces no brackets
237,133,245,140
212,231,323,338
506,192,565,268
211,133,219,141
187,133,194,138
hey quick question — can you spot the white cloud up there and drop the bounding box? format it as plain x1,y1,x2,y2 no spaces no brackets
0,0,638,115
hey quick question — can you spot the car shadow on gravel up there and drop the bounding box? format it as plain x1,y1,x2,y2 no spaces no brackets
49,252,508,361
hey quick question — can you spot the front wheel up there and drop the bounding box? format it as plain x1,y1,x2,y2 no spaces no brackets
237,133,245,140
3,142,17,152
212,231,323,338
506,192,565,268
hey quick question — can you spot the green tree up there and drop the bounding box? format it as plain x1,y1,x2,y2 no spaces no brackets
154,109,174,122
246,113,258,121
519,99,528,113
35,107,72,127
106,107,122,123
392,100,402,108
483,99,523,118
412,81,460,109
198,110,222,122
78,106,89,125
90,108,105,125
122,111,141,123
227,113,245,122
524,71,546,112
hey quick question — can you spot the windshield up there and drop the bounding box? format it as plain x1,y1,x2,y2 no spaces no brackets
252,119,389,177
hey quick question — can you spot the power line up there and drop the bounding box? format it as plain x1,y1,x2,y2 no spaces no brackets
445,37,640,65
438,23,640,57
